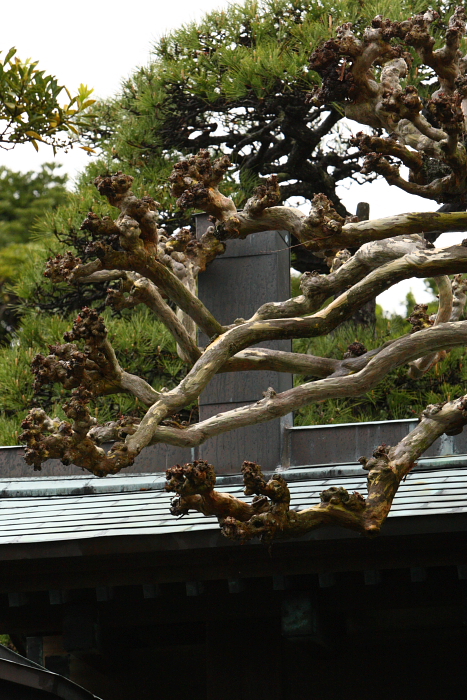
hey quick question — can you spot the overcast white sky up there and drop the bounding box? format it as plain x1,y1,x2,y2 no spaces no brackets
0,0,458,313
0,0,232,175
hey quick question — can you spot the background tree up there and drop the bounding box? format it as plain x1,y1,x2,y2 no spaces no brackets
0,45,95,342
0,163,69,341
18,6,467,543
0,163,68,247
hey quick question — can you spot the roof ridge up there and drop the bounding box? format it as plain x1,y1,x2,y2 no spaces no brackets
0,455,466,498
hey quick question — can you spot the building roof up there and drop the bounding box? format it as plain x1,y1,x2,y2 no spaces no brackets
0,644,101,699
0,457,467,546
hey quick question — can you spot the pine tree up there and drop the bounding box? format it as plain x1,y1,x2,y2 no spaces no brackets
2,0,467,456
85,0,456,269
17,3,467,541
0,163,68,248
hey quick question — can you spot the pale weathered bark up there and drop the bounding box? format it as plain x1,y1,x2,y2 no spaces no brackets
310,7,467,204
22,319,467,471
407,275,452,378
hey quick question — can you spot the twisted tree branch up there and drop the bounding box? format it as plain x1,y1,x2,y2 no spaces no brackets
165,394,467,542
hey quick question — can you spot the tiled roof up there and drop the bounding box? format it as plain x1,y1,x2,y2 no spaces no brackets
0,460,467,545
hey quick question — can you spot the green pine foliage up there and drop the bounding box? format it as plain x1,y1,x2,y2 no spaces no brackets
293,294,467,426
84,0,453,214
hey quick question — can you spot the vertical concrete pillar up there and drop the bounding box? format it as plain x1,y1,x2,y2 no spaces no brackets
196,215,293,474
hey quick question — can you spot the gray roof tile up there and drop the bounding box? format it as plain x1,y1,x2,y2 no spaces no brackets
0,465,467,544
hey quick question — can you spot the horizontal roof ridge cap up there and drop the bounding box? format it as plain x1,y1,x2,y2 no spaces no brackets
0,455,466,498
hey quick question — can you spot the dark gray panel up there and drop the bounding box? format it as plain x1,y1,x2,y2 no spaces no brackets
197,402,284,473
0,448,84,478
289,421,417,466
197,223,292,407
130,443,193,471
289,420,467,467
194,212,213,238
195,213,290,257
195,217,292,471
214,230,289,258
0,444,193,478
198,247,290,330
201,363,293,406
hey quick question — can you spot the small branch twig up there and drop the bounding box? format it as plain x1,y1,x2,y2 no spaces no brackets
408,275,453,378
107,277,201,365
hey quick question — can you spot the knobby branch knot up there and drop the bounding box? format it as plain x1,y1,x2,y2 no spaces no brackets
165,460,216,496
407,303,434,332
320,486,365,511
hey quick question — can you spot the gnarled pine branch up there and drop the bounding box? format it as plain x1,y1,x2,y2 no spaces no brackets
166,396,467,542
